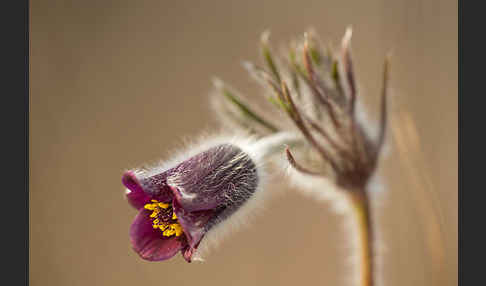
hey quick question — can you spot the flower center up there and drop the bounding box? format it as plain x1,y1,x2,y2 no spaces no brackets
144,199,183,237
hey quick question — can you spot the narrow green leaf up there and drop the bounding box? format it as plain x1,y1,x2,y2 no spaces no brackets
289,48,307,81
261,33,281,82
221,89,279,133
267,96,290,113
331,60,339,83
309,47,322,66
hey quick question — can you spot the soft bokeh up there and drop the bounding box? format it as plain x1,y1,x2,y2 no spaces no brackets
30,1,457,285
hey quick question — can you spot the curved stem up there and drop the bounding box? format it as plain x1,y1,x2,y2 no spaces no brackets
349,190,374,286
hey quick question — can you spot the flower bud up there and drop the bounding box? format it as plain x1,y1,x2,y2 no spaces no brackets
122,136,286,262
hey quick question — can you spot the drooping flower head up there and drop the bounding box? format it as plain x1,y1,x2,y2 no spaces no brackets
122,135,294,262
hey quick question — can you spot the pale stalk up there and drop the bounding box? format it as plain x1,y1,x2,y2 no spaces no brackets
348,189,374,286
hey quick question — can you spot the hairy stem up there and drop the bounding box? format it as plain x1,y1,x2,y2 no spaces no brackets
349,189,374,286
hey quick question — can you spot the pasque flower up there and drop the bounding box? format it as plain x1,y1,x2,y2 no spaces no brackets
122,134,296,262
123,142,258,262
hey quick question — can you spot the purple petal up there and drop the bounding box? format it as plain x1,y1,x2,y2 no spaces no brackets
168,144,258,212
172,199,215,250
122,171,151,210
123,170,175,209
181,242,201,263
130,210,184,261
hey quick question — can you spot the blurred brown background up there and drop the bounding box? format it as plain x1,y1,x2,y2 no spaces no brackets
30,1,457,286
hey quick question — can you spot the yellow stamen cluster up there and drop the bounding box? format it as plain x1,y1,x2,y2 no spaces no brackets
144,199,183,237
161,223,183,237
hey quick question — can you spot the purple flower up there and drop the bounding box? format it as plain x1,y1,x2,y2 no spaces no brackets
122,143,260,262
